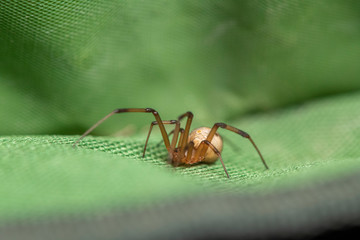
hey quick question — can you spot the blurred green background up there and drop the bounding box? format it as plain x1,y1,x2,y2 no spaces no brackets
1,0,360,239
2,0,360,135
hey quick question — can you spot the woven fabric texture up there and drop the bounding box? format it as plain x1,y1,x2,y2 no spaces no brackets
1,1,360,239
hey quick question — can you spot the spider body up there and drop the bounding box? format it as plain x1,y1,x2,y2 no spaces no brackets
73,108,268,178
166,127,222,166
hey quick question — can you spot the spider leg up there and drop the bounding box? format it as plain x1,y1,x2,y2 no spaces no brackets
155,128,184,148
195,123,269,170
185,141,195,164
154,111,192,151
155,130,174,148
73,108,171,150
186,140,229,178
176,128,185,148
203,140,230,178
177,112,194,158
143,120,180,158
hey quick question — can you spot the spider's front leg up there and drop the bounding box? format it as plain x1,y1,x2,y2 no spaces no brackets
73,108,171,151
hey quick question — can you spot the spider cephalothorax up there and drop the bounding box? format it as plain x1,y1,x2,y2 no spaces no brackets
73,108,269,178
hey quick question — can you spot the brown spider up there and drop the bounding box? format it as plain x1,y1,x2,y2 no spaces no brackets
73,108,269,178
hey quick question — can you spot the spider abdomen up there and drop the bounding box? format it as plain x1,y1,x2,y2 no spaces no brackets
188,127,223,163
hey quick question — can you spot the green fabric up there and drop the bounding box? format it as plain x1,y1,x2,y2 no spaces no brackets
2,0,360,135
1,0,360,239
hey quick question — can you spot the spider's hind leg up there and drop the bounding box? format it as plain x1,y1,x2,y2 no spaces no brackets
187,140,229,178
196,123,269,170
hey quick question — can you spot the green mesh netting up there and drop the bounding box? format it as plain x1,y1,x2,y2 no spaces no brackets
1,1,360,239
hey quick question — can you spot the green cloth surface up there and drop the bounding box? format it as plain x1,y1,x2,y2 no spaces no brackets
1,1,360,239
